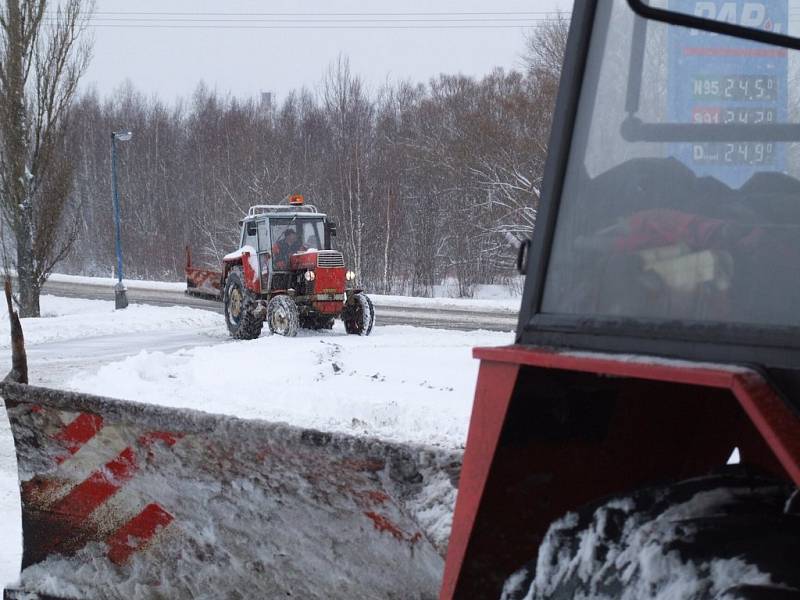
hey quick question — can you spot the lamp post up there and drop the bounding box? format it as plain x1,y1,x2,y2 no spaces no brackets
111,130,132,309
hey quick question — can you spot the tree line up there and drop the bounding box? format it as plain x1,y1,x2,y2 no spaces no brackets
59,19,567,297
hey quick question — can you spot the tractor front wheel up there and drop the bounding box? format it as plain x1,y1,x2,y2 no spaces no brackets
267,295,299,337
223,266,263,340
343,292,374,336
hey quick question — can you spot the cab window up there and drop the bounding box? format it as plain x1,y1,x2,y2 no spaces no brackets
540,0,800,328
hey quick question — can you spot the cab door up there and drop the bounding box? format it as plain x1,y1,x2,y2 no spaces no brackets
241,219,258,251
257,219,272,291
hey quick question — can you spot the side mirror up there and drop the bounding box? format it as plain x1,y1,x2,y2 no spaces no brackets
325,222,337,250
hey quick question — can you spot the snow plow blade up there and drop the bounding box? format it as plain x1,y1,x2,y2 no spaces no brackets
1,381,457,599
185,246,221,299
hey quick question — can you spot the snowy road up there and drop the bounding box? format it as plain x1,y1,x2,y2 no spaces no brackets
0,328,226,389
0,295,511,591
40,277,520,331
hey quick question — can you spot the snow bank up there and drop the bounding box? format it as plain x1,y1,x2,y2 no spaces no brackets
370,293,519,313
0,295,223,349
47,273,186,293
68,324,511,449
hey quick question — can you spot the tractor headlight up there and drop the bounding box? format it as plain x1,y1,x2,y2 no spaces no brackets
346,271,356,281
304,270,316,282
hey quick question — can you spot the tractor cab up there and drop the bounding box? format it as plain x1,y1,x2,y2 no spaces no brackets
444,2,800,598
236,203,344,294
518,0,800,375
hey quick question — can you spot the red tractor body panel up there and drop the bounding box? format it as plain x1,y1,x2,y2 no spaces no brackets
289,252,318,271
219,248,262,294
314,301,345,315
440,345,800,599
238,250,261,294
313,266,346,295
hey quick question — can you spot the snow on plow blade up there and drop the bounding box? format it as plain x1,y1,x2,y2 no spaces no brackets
1,381,457,599
185,247,222,299
185,266,221,299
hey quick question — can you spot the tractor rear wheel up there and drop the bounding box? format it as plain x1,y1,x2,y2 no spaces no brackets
343,292,375,336
502,467,800,600
267,294,299,337
223,266,263,340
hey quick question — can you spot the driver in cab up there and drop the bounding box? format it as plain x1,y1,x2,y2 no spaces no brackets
272,228,305,270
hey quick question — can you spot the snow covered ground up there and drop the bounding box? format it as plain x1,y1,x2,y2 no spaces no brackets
68,323,508,448
0,294,511,590
4,295,510,448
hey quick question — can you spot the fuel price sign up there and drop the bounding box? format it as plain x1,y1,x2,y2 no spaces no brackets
667,0,788,187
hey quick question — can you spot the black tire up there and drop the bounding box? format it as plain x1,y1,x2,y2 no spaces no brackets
267,294,299,337
223,266,263,340
343,292,375,336
502,467,800,600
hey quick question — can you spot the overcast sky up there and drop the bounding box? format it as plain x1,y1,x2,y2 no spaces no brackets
81,0,572,104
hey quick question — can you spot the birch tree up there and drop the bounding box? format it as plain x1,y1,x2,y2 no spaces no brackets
323,56,374,281
0,0,93,316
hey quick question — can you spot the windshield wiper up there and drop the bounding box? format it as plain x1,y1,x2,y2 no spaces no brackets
622,118,800,143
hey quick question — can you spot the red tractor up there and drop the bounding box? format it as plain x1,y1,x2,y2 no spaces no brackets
188,197,374,339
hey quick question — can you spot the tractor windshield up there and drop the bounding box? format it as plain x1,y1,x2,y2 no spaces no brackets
270,217,325,269
541,0,800,328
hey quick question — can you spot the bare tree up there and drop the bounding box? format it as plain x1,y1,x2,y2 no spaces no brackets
322,55,375,281
522,13,570,86
0,0,93,316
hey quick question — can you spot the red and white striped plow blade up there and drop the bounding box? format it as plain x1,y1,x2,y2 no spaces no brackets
1,382,457,600
185,268,222,298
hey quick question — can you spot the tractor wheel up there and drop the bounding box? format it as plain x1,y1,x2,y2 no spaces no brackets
267,294,299,337
343,292,374,336
223,266,263,340
501,467,800,600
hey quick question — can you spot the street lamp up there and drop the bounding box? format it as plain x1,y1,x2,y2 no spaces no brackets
111,130,132,309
